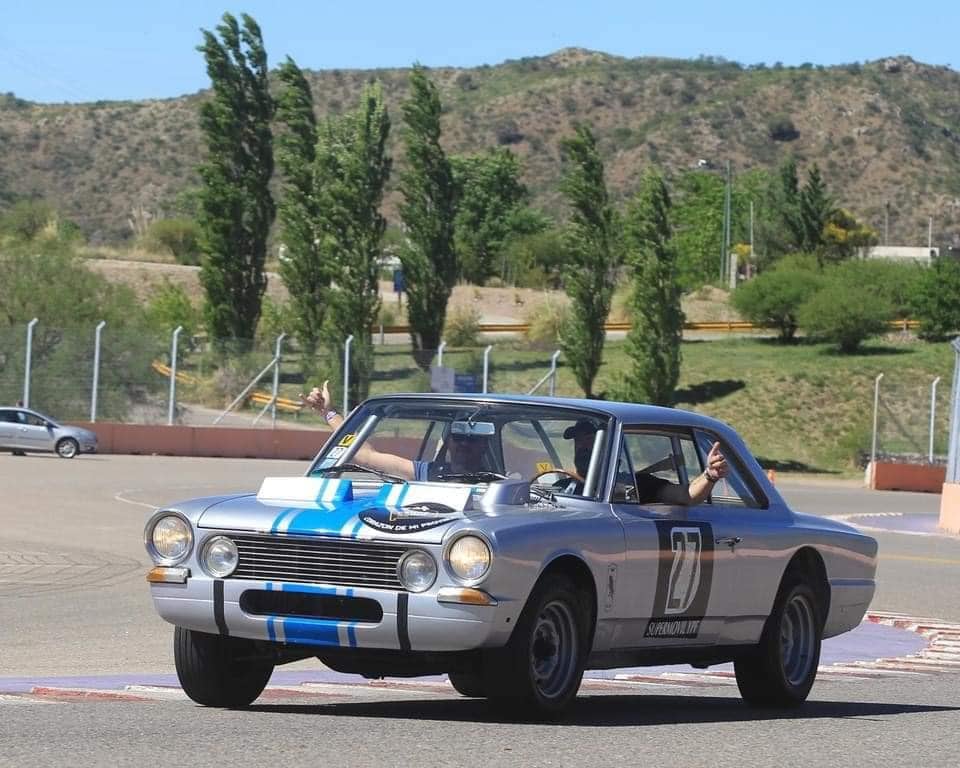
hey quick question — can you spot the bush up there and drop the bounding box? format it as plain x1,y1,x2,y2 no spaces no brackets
798,281,893,352
443,306,482,347
524,299,570,349
0,199,56,240
145,280,200,339
911,256,960,339
144,218,202,265
767,115,799,142
732,263,824,341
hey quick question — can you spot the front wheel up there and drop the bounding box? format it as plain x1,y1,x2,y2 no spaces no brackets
174,627,274,707
486,574,590,717
734,580,822,708
55,438,78,458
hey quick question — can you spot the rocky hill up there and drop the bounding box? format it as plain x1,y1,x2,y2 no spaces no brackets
2,49,959,246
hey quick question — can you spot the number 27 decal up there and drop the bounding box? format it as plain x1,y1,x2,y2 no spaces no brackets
645,521,714,639
665,527,702,615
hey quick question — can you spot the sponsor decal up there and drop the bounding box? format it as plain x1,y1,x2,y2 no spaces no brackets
644,521,714,639
338,434,356,447
358,503,457,534
536,461,554,474
327,446,346,459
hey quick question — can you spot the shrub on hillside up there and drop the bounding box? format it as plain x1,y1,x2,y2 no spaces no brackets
732,263,824,341
911,256,960,339
831,258,923,319
767,115,799,141
524,299,570,349
144,218,202,265
145,280,200,340
798,281,893,353
444,307,482,347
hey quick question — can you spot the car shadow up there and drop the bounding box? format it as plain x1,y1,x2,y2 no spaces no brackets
244,693,959,726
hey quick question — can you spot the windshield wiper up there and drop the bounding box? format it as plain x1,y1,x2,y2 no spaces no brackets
311,463,405,484
434,471,508,483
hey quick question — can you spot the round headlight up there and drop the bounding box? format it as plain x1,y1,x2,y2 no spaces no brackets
147,514,193,564
447,535,491,582
398,550,437,593
202,536,238,578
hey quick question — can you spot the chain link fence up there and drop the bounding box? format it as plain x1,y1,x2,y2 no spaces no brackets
2,320,566,427
874,370,952,465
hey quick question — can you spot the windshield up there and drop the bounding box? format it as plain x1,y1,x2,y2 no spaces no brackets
308,399,613,499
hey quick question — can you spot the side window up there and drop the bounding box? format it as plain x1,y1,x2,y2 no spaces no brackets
693,430,760,508
611,448,638,503
680,437,702,482
0,410,16,423
620,432,679,505
25,414,47,427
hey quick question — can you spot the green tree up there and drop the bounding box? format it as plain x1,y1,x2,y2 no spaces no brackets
274,55,328,371
452,148,530,284
731,257,824,341
196,12,275,344
775,156,804,253
671,171,724,290
911,256,960,339
321,82,392,405
501,225,568,288
799,164,834,255
798,263,893,352
821,208,877,264
619,171,683,405
145,280,200,338
558,124,621,397
399,64,458,370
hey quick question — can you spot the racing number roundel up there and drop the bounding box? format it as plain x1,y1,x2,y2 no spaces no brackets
644,521,714,639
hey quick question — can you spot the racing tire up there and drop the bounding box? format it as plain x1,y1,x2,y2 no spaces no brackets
55,438,78,459
448,670,488,698
485,574,590,718
734,578,823,708
174,626,274,708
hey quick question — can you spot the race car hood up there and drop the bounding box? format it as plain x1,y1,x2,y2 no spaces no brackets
196,478,477,544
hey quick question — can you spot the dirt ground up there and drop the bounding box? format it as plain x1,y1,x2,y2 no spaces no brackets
86,257,741,324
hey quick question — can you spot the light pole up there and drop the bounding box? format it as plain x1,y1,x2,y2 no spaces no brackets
23,318,38,407
343,335,354,415
167,325,183,426
90,321,106,422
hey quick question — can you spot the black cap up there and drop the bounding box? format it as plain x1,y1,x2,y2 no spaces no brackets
563,419,597,439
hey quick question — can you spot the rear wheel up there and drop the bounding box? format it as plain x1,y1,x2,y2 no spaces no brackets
735,579,822,708
174,627,274,707
55,438,78,459
486,574,590,717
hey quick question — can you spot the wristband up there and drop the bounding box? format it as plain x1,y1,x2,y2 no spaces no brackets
704,470,720,483
324,409,338,423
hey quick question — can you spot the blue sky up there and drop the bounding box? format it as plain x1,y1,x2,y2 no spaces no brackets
3,0,958,103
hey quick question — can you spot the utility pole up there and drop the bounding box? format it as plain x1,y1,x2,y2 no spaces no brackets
884,201,890,245
721,160,732,284
928,216,933,252
749,200,755,268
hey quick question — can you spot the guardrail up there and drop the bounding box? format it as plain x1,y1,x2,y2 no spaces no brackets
249,391,303,414
375,319,921,334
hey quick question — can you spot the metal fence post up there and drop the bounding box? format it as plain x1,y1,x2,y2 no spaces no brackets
549,350,561,397
23,318,38,407
343,335,354,415
90,321,106,423
437,341,446,368
946,339,960,484
482,345,492,394
271,333,286,428
167,325,183,426
930,376,942,463
870,372,884,478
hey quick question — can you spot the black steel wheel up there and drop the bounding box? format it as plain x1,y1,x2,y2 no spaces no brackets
487,574,590,717
174,627,274,707
448,669,488,698
735,579,823,708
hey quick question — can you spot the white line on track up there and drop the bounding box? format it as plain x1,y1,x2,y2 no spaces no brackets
113,490,159,510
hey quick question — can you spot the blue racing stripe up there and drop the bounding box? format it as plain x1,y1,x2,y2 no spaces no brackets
346,588,358,648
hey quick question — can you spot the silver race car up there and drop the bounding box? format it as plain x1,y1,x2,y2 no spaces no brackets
144,394,877,716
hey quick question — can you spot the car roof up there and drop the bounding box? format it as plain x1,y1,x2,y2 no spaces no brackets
360,393,735,434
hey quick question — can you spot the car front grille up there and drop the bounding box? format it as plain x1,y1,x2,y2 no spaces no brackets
231,534,409,590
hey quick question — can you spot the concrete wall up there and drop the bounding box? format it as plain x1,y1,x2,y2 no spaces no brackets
870,461,946,493
75,422,330,461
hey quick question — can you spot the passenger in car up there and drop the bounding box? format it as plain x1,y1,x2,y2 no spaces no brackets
563,420,729,504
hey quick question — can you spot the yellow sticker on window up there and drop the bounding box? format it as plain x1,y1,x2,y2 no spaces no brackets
338,434,356,447
536,461,554,474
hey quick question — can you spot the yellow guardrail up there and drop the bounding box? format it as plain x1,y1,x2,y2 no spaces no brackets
151,361,198,384
249,392,303,413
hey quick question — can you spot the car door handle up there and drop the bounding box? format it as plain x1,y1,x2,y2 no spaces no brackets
715,536,742,548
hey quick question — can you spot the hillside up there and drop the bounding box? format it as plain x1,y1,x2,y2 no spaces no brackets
2,50,960,245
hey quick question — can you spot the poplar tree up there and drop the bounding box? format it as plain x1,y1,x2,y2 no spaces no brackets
321,83,392,404
399,65,458,370
196,13,275,344
620,171,683,406
274,56,327,367
558,124,620,397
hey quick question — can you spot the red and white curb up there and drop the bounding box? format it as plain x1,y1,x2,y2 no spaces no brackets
3,611,958,704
